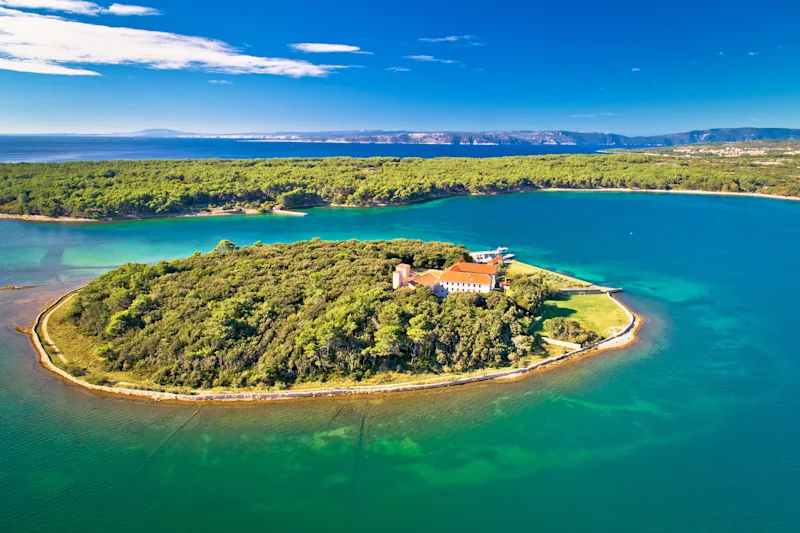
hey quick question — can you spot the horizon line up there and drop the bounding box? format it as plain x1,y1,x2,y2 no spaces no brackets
1,125,799,137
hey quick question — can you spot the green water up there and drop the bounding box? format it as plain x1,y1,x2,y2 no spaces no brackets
1,192,798,532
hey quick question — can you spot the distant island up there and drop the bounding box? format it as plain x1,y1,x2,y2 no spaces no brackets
99,126,800,147
1,143,798,220
32,240,636,400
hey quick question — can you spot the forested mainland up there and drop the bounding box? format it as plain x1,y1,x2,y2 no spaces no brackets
2,152,798,218
56,239,569,390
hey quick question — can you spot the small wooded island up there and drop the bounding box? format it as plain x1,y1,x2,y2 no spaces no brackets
34,239,636,400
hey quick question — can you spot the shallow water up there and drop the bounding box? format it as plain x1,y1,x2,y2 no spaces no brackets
1,191,798,532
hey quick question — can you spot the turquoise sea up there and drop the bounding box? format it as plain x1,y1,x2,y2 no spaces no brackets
0,191,798,531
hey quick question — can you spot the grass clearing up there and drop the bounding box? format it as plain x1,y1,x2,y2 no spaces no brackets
535,294,629,338
505,261,591,289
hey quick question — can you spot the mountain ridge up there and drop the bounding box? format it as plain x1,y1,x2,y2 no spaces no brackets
109,127,800,146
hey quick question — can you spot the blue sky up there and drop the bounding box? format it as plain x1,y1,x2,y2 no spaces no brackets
0,0,798,134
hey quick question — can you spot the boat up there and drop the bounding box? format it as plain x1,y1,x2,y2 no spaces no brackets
470,246,511,263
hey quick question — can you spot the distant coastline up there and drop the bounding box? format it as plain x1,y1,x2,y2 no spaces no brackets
11,126,796,147
2,151,796,220
1,187,796,224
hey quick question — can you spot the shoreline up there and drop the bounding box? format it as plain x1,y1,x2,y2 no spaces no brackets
0,213,99,223
1,187,797,223
30,288,639,403
0,207,263,223
537,187,800,202
271,208,308,217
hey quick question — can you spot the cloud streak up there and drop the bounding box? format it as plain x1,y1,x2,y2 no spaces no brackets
0,7,342,77
0,0,159,15
386,66,409,72
419,35,474,43
107,3,158,15
404,54,457,64
289,43,372,54
0,0,101,14
0,56,99,74
569,112,615,118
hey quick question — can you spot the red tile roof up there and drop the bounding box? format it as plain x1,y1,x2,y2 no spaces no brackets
446,262,498,275
409,272,441,286
439,271,493,285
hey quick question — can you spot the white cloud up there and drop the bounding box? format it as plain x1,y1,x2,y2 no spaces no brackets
0,0,160,16
208,79,232,84
107,3,159,16
748,51,759,56
0,0,101,14
404,54,457,64
419,35,474,43
0,7,342,77
289,43,372,54
631,67,640,71
386,66,409,72
0,56,99,74
570,114,596,118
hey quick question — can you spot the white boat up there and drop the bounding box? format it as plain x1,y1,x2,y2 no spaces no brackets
470,247,512,263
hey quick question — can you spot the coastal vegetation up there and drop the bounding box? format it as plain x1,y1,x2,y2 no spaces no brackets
544,318,600,346
50,239,564,391
1,152,798,219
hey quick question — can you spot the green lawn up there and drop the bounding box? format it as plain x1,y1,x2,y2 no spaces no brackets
535,293,629,338
505,261,591,289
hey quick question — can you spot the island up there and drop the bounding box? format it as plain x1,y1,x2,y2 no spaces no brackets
2,144,798,221
31,239,638,401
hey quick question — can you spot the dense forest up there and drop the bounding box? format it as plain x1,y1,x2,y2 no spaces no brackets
62,239,554,389
2,153,798,218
